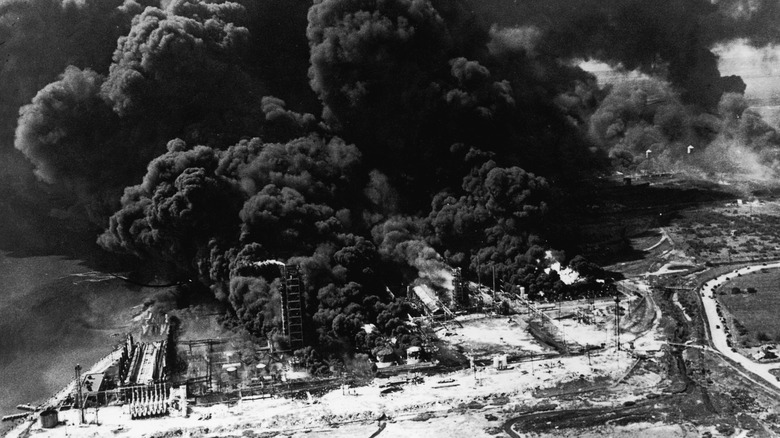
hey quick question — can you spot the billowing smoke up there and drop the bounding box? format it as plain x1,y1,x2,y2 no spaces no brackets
8,0,780,360
85,0,601,354
306,0,600,209
588,77,780,178
544,251,581,286
463,0,758,109
487,25,542,56
9,0,312,222
15,66,119,186
0,0,157,215
714,40,780,129
372,216,454,291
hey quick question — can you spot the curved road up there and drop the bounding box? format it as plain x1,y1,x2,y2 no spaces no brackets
502,264,780,437
699,262,780,389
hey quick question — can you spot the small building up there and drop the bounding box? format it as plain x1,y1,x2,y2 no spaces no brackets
375,347,397,369
753,348,778,362
493,354,508,370
82,372,107,405
406,346,422,365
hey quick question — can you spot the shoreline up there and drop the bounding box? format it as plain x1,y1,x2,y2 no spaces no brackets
5,349,124,438
0,249,161,419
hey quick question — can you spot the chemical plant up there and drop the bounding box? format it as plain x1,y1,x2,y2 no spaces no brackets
4,257,646,434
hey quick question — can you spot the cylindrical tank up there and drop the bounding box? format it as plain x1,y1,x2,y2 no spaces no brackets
40,409,58,428
226,366,238,380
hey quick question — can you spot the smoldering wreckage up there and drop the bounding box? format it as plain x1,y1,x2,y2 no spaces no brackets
5,0,780,435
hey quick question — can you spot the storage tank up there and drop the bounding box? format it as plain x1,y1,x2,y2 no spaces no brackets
226,366,238,380
40,409,58,429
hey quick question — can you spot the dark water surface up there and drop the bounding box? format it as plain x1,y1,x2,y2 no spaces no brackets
0,250,152,418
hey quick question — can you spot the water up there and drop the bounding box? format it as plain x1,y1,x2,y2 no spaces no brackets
0,250,152,418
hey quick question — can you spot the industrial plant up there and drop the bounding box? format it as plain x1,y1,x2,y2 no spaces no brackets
3,255,639,433
7,0,780,436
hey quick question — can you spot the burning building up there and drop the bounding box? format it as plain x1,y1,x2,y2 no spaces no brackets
410,284,443,316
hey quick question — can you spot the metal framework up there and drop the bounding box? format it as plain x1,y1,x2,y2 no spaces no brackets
282,265,305,350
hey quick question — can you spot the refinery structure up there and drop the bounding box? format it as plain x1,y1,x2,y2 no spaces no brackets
64,322,177,422
4,256,634,429
10,235,780,438
3,263,321,428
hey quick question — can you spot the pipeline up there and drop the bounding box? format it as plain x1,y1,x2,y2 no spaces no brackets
129,383,170,420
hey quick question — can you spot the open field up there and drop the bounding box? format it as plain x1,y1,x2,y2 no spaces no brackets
443,315,554,360
717,267,780,345
670,201,780,263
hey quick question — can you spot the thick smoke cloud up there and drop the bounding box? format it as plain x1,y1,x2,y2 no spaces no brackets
101,1,257,129
98,133,402,349
427,154,550,284
588,78,780,178
15,67,118,186
0,0,154,192
714,0,780,46
306,0,600,209
10,0,780,361
11,0,315,222
463,0,766,109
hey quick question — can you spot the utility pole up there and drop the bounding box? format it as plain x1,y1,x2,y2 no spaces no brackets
75,364,85,425
492,266,500,314
614,295,621,351
492,266,496,299
477,259,481,288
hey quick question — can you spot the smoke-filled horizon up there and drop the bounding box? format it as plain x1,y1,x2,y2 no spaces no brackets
3,0,780,356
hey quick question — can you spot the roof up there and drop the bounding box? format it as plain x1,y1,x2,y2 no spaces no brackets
82,372,105,393
412,285,441,313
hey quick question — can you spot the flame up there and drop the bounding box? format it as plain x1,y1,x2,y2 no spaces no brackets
253,260,286,268
543,251,582,285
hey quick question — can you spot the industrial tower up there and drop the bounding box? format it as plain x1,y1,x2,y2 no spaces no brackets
282,265,305,350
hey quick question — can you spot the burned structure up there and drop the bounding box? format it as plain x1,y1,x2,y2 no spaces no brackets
281,264,304,350
248,260,307,350
65,329,175,420
407,268,470,319
118,334,169,387
454,268,469,309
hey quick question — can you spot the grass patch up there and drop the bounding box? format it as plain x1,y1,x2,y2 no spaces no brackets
718,268,780,344
673,203,780,263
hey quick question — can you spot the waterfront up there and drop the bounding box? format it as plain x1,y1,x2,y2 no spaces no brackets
0,250,152,420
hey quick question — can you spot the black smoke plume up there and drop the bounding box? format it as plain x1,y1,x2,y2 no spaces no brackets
11,0,311,223
588,78,780,177
0,0,156,208
8,0,780,361
306,0,601,210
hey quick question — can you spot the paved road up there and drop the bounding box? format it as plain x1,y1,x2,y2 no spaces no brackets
699,262,780,389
